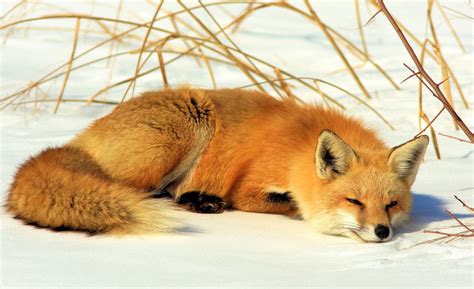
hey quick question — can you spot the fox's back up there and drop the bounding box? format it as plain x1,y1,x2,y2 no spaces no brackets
207,89,385,151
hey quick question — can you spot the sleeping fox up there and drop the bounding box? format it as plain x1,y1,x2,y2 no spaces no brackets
6,87,428,242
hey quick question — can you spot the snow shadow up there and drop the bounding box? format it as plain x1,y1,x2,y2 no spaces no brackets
397,192,473,233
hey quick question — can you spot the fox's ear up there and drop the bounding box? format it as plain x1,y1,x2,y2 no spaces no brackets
388,135,429,186
315,130,356,180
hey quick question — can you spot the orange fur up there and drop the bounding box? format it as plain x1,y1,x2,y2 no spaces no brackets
6,87,428,241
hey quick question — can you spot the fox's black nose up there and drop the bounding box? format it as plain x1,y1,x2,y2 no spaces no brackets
374,224,390,239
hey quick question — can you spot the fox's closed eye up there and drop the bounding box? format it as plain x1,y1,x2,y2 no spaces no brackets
385,200,398,211
346,198,363,206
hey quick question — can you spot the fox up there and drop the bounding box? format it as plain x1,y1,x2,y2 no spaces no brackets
6,87,429,242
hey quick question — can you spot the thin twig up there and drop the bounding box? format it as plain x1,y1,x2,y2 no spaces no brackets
312,80,330,107
435,0,465,53
377,0,474,141
418,196,474,245
419,111,442,159
364,9,382,27
127,0,164,101
198,0,283,97
444,209,473,233
415,107,444,137
274,68,295,100
400,71,421,85
178,0,266,94
454,195,474,212
422,230,474,238
438,133,474,144
442,5,474,20
354,0,368,56
303,0,371,99
54,17,81,113
156,46,168,88
427,0,457,130
197,45,216,88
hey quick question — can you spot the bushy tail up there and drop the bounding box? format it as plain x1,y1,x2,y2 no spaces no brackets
6,146,179,235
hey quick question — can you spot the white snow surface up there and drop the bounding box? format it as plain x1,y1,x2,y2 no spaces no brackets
1,1,473,288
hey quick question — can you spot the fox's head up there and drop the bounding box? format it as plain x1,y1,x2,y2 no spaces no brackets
295,130,429,242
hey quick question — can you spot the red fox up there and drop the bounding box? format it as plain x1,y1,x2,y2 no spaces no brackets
6,87,428,242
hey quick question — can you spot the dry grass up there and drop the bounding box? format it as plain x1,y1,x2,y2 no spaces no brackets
0,0,471,145
415,195,474,245
227,0,402,97
375,0,473,143
0,0,394,128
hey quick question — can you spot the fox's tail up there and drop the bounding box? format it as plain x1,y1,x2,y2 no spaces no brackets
6,146,178,235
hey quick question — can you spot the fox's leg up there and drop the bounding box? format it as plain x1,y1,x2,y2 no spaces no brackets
231,187,298,216
176,191,226,214
69,88,216,191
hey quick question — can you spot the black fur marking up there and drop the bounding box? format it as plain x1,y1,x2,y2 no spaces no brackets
186,97,202,123
321,146,341,174
51,226,74,232
411,147,422,160
145,122,181,140
69,195,76,209
21,218,100,236
266,192,293,203
151,190,173,199
406,147,422,168
322,146,335,167
399,149,423,176
177,191,226,214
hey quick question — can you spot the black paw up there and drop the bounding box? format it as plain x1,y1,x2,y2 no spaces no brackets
177,191,226,214
150,190,173,199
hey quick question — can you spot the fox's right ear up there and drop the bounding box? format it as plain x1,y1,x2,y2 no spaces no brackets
388,135,429,186
315,130,356,180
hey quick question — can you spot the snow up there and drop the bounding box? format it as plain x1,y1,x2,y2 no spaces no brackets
1,1,473,288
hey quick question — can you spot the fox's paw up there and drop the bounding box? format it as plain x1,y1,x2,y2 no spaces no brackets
177,191,226,214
